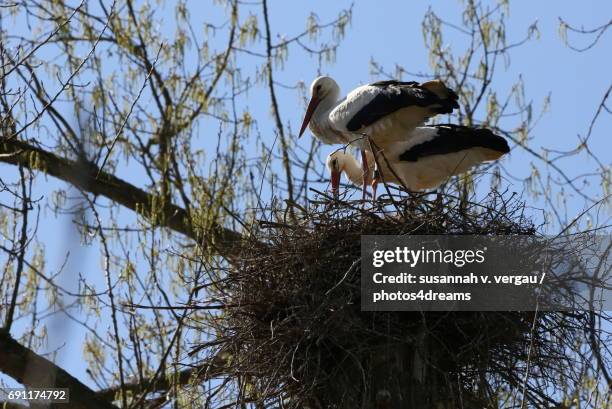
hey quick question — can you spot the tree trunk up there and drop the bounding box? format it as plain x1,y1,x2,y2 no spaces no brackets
312,326,468,409
368,328,455,409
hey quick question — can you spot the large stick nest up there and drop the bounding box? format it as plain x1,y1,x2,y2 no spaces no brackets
203,191,607,408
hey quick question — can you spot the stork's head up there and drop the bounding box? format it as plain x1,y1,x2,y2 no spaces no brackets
299,76,340,138
326,150,345,195
326,150,363,196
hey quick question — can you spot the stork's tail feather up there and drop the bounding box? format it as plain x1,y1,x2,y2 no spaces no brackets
444,125,510,160
439,124,510,153
398,124,510,163
470,127,510,155
421,80,459,114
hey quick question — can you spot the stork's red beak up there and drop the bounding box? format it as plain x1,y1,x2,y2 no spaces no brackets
330,168,341,197
298,95,320,138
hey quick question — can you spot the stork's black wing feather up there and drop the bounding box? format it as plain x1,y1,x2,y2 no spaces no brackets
346,80,459,132
399,125,510,162
369,80,420,87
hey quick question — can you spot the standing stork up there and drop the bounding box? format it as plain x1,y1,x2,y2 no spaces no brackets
299,76,459,199
326,124,510,200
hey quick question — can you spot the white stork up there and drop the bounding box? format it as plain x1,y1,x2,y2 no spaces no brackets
326,124,510,200
299,76,459,199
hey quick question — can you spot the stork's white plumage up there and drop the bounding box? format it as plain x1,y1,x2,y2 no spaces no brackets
300,76,459,199
300,77,459,147
326,124,510,199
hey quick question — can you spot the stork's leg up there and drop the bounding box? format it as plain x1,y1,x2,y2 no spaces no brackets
369,143,381,203
371,166,380,202
361,149,371,202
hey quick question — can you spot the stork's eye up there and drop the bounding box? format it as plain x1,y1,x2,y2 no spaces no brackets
316,84,322,92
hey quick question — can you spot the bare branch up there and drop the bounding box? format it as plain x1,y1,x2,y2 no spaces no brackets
0,138,246,258
0,330,119,409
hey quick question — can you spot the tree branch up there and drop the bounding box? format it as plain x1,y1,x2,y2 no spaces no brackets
0,138,245,258
0,330,119,409
262,0,294,202
0,402,30,409
95,359,226,401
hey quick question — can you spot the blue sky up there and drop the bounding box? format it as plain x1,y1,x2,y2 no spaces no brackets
1,0,610,395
